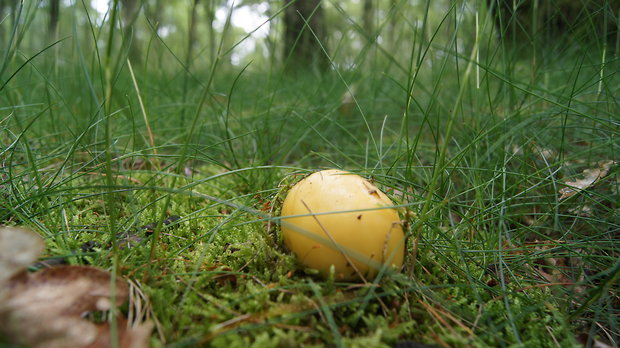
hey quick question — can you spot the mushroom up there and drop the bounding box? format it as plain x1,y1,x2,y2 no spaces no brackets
280,170,405,281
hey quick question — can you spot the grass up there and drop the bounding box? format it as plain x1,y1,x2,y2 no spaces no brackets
1,0,618,347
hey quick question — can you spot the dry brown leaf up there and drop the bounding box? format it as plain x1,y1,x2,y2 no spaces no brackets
87,319,154,348
559,160,616,200
0,227,152,348
526,240,587,293
0,266,152,348
535,147,556,162
206,265,238,287
0,226,44,283
4,266,129,316
568,205,593,217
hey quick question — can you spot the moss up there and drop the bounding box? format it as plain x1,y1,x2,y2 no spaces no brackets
18,165,601,346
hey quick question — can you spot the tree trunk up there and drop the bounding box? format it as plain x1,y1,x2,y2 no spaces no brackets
203,0,217,66
187,0,200,68
283,0,328,72
121,0,142,63
145,0,163,29
0,0,18,44
490,0,619,48
0,1,6,43
48,0,60,40
387,0,399,51
363,0,374,36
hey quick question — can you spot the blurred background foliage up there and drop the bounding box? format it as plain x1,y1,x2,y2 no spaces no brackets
2,0,616,73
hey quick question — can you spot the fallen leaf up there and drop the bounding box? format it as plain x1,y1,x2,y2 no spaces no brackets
526,240,586,292
536,147,556,162
205,264,238,287
568,205,593,217
88,319,154,348
577,333,615,348
4,266,129,316
0,226,44,283
0,227,152,348
184,166,194,177
559,160,616,200
0,266,152,348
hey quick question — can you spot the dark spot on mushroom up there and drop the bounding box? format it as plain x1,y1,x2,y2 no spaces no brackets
363,181,381,198
357,214,362,220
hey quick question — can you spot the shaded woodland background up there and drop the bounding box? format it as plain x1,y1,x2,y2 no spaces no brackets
1,0,617,74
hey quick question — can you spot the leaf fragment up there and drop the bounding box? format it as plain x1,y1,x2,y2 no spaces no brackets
0,227,152,348
558,160,616,200
0,226,45,283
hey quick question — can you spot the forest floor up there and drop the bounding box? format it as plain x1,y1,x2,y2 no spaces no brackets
1,23,619,347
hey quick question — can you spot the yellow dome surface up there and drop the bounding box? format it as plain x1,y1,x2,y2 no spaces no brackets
281,170,405,281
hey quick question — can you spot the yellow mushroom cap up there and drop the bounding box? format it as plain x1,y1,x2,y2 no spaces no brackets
280,169,405,281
